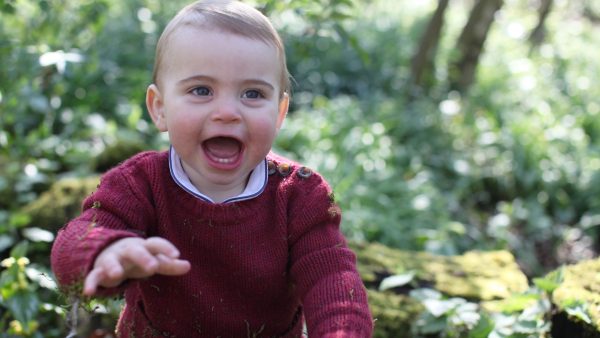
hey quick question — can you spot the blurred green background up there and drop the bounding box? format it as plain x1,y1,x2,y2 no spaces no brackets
1,0,600,336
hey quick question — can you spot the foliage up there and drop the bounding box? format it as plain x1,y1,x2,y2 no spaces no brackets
275,0,600,276
2,0,600,335
405,287,554,338
0,241,64,338
401,269,595,338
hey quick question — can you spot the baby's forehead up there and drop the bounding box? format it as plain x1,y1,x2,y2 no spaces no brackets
165,24,282,60
158,26,284,78
173,18,277,46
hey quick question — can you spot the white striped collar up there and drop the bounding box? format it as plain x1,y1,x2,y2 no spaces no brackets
168,146,267,204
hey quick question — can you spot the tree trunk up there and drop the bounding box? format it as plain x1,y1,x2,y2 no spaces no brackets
448,0,504,93
408,0,450,95
583,3,600,24
528,0,554,48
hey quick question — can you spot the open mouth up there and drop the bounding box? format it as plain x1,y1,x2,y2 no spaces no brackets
202,136,243,167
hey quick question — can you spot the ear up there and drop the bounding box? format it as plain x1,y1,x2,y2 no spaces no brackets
275,93,289,132
146,84,168,132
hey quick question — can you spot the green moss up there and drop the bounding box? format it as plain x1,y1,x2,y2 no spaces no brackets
551,258,600,331
352,242,530,336
352,242,528,300
434,250,529,300
368,289,422,337
92,140,145,172
21,176,100,232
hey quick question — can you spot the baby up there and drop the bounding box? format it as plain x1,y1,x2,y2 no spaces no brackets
51,1,373,336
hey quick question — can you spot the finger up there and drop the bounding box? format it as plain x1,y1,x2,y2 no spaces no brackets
98,253,125,280
83,267,106,296
155,254,191,276
123,246,159,274
144,237,181,258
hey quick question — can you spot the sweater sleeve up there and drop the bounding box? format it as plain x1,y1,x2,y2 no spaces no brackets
50,156,156,297
287,173,373,337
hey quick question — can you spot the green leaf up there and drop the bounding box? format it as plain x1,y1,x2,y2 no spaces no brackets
451,309,480,327
564,302,592,324
25,266,57,290
4,288,40,323
378,271,415,291
417,312,448,334
9,212,30,229
22,227,54,243
468,313,495,338
409,288,441,301
9,241,28,258
513,319,539,334
495,293,540,313
423,298,462,317
533,268,564,293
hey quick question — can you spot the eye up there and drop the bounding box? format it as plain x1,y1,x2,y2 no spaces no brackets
191,86,211,96
242,89,264,99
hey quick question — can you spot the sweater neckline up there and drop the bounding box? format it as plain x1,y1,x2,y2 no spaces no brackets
168,146,268,204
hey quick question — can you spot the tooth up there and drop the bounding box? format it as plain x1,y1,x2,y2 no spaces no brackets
216,158,233,164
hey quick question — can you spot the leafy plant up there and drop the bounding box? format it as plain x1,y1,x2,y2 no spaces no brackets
0,242,64,338
409,288,488,337
404,287,555,338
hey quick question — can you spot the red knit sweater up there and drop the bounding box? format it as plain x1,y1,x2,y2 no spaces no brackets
51,151,373,337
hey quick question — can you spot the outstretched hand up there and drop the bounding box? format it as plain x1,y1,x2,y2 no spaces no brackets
83,237,191,296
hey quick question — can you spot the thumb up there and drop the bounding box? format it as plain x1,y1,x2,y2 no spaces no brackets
83,267,106,296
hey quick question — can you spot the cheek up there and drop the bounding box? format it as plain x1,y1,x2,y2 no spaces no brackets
249,117,280,151
165,112,202,145
165,105,201,131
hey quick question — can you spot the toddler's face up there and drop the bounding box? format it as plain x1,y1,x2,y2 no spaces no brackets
147,27,288,199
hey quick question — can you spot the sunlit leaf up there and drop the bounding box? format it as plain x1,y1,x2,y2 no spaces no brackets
409,288,441,301
378,271,415,291
22,227,54,243
25,266,57,290
423,298,461,317
564,302,592,324
533,268,564,293
513,319,539,334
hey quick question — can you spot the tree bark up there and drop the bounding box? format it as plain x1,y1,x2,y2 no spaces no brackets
408,0,450,95
448,0,504,93
583,3,600,24
528,0,554,48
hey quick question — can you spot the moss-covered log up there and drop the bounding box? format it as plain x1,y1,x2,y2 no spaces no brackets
351,242,529,336
367,290,422,338
352,241,529,300
550,258,600,338
21,176,100,232
22,139,145,233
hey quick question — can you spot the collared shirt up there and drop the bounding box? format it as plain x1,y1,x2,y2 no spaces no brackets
168,146,267,203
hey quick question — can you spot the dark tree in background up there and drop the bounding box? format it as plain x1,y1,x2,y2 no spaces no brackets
448,0,504,93
528,0,554,49
408,0,449,94
583,0,600,24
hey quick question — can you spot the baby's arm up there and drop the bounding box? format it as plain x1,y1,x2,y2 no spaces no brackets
286,173,373,336
83,236,190,296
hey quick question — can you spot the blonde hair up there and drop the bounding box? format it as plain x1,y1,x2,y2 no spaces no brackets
152,0,291,96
